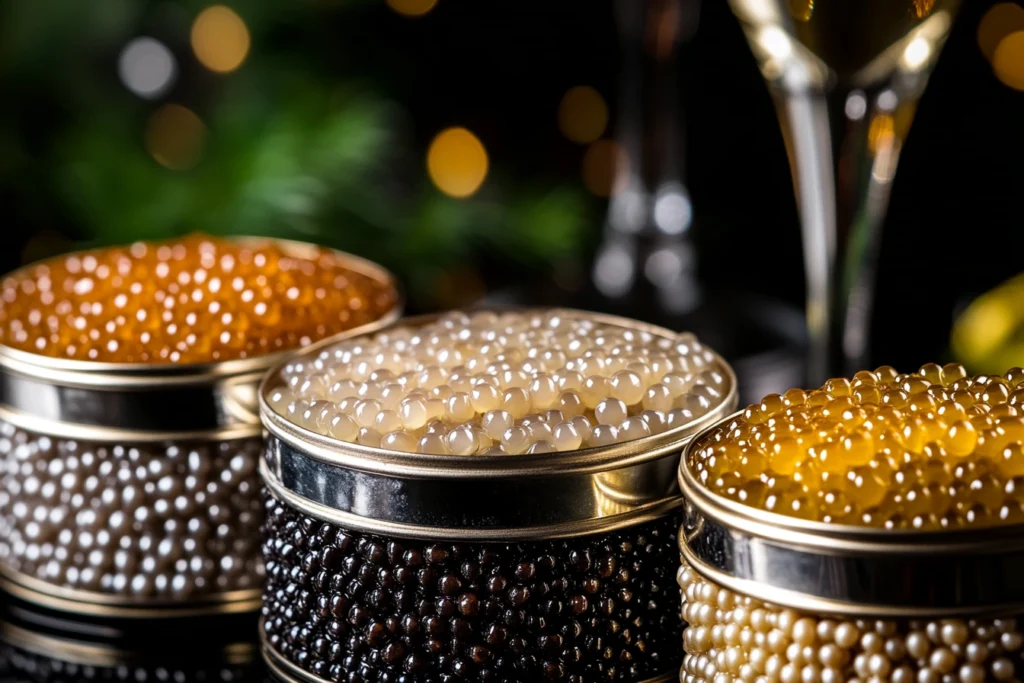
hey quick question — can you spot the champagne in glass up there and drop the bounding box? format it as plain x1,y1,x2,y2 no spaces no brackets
728,0,959,383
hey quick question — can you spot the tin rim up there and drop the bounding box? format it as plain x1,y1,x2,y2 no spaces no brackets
259,309,738,480
258,309,737,539
0,236,402,439
0,566,263,619
678,410,1024,616
259,620,678,683
0,236,403,385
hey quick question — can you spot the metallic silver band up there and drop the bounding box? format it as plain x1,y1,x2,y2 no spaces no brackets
678,412,1024,617
0,238,401,440
259,309,738,540
0,566,263,619
262,455,684,541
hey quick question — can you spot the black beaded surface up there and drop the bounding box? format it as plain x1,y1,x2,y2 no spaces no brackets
261,491,682,683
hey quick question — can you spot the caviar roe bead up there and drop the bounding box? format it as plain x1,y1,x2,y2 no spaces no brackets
689,363,1024,529
275,309,729,455
0,234,398,364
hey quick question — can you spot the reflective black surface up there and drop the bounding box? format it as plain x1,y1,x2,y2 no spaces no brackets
0,594,270,683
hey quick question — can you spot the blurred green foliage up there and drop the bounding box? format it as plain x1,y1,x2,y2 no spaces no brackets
0,0,593,309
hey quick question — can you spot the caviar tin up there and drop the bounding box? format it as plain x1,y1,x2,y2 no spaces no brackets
0,237,401,618
0,598,265,682
677,411,1024,683
258,310,738,683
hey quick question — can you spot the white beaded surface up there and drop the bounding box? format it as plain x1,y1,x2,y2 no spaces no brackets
0,421,263,599
270,310,729,455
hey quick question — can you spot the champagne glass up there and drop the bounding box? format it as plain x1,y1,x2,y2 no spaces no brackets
728,0,960,383
592,0,702,317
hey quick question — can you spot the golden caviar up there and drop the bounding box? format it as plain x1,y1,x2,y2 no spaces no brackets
688,363,1024,529
0,234,397,364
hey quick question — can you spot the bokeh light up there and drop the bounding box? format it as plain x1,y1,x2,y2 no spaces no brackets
145,104,207,170
867,114,895,154
952,274,1024,374
557,86,608,145
581,140,627,197
426,127,488,198
387,0,438,17
191,6,250,73
789,0,813,22
978,3,1024,62
118,37,177,100
913,0,935,19
652,182,692,235
993,31,1024,91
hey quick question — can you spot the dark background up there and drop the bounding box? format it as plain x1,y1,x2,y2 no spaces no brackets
1,0,1022,388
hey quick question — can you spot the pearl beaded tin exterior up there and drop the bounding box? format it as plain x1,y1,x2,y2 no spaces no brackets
0,237,401,617
259,310,737,683
677,367,1024,683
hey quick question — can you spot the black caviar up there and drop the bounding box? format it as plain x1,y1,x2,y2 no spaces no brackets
261,492,682,682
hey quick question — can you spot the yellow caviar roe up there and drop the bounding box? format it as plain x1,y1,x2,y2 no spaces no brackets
0,234,397,364
689,363,1024,529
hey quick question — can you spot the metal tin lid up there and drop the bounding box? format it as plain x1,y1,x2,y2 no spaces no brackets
679,412,1024,618
259,310,738,541
0,238,402,442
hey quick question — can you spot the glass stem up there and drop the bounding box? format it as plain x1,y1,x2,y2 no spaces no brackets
774,85,910,385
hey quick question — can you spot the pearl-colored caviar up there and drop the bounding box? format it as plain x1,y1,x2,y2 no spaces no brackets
678,563,1023,683
0,234,397,363
272,310,729,454
688,363,1024,529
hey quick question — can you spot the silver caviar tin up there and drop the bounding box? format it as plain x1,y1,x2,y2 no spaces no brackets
677,412,1024,683
257,310,739,683
0,237,401,618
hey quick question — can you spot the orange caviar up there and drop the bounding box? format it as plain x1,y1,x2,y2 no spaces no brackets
0,234,397,364
689,363,1024,529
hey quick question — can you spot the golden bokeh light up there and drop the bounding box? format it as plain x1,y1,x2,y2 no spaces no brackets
978,3,1024,62
789,0,813,22
426,127,489,198
387,0,438,17
145,104,207,170
581,140,628,197
557,86,609,145
993,30,1024,91
913,0,935,19
867,114,895,154
952,274,1024,374
191,5,251,73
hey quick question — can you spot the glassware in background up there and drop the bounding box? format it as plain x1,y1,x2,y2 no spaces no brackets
591,0,702,316
729,0,960,384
